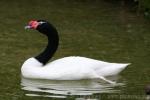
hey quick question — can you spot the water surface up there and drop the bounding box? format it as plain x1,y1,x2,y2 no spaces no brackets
21,76,124,99
0,0,150,100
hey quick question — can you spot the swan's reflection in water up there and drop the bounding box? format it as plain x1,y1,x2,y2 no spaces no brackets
21,76,124,98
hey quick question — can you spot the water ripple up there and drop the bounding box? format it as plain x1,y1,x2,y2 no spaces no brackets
21,76,124,98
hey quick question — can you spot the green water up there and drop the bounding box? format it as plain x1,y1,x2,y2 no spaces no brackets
0,0,150,100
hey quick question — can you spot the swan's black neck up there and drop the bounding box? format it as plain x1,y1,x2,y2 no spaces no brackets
35,23,59,65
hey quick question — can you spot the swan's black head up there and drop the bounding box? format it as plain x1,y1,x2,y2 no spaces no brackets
25,20,57,36
25,20,59,65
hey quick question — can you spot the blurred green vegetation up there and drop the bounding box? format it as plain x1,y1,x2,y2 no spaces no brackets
140,0,150,9
140,0,150,18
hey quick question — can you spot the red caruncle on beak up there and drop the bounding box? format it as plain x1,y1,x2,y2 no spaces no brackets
28,20,39,29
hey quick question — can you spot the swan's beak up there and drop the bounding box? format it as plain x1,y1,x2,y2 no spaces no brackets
25,20,39,30
24,25,31,29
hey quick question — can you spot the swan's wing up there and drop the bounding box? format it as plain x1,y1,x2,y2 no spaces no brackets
43,56,130,79
45,56,108,69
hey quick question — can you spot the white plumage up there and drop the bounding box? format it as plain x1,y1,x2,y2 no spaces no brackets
21,56,129,82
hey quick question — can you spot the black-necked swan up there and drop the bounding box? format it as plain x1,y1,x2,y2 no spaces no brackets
21,20,130,84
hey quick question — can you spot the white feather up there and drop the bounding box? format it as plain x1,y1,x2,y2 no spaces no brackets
21,56,129,81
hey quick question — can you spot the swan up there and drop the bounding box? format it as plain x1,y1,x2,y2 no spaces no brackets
21,20,130,83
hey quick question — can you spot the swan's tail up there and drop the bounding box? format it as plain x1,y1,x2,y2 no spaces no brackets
96,63,130,77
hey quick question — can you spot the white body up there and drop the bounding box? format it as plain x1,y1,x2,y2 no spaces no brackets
21,56,129,80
